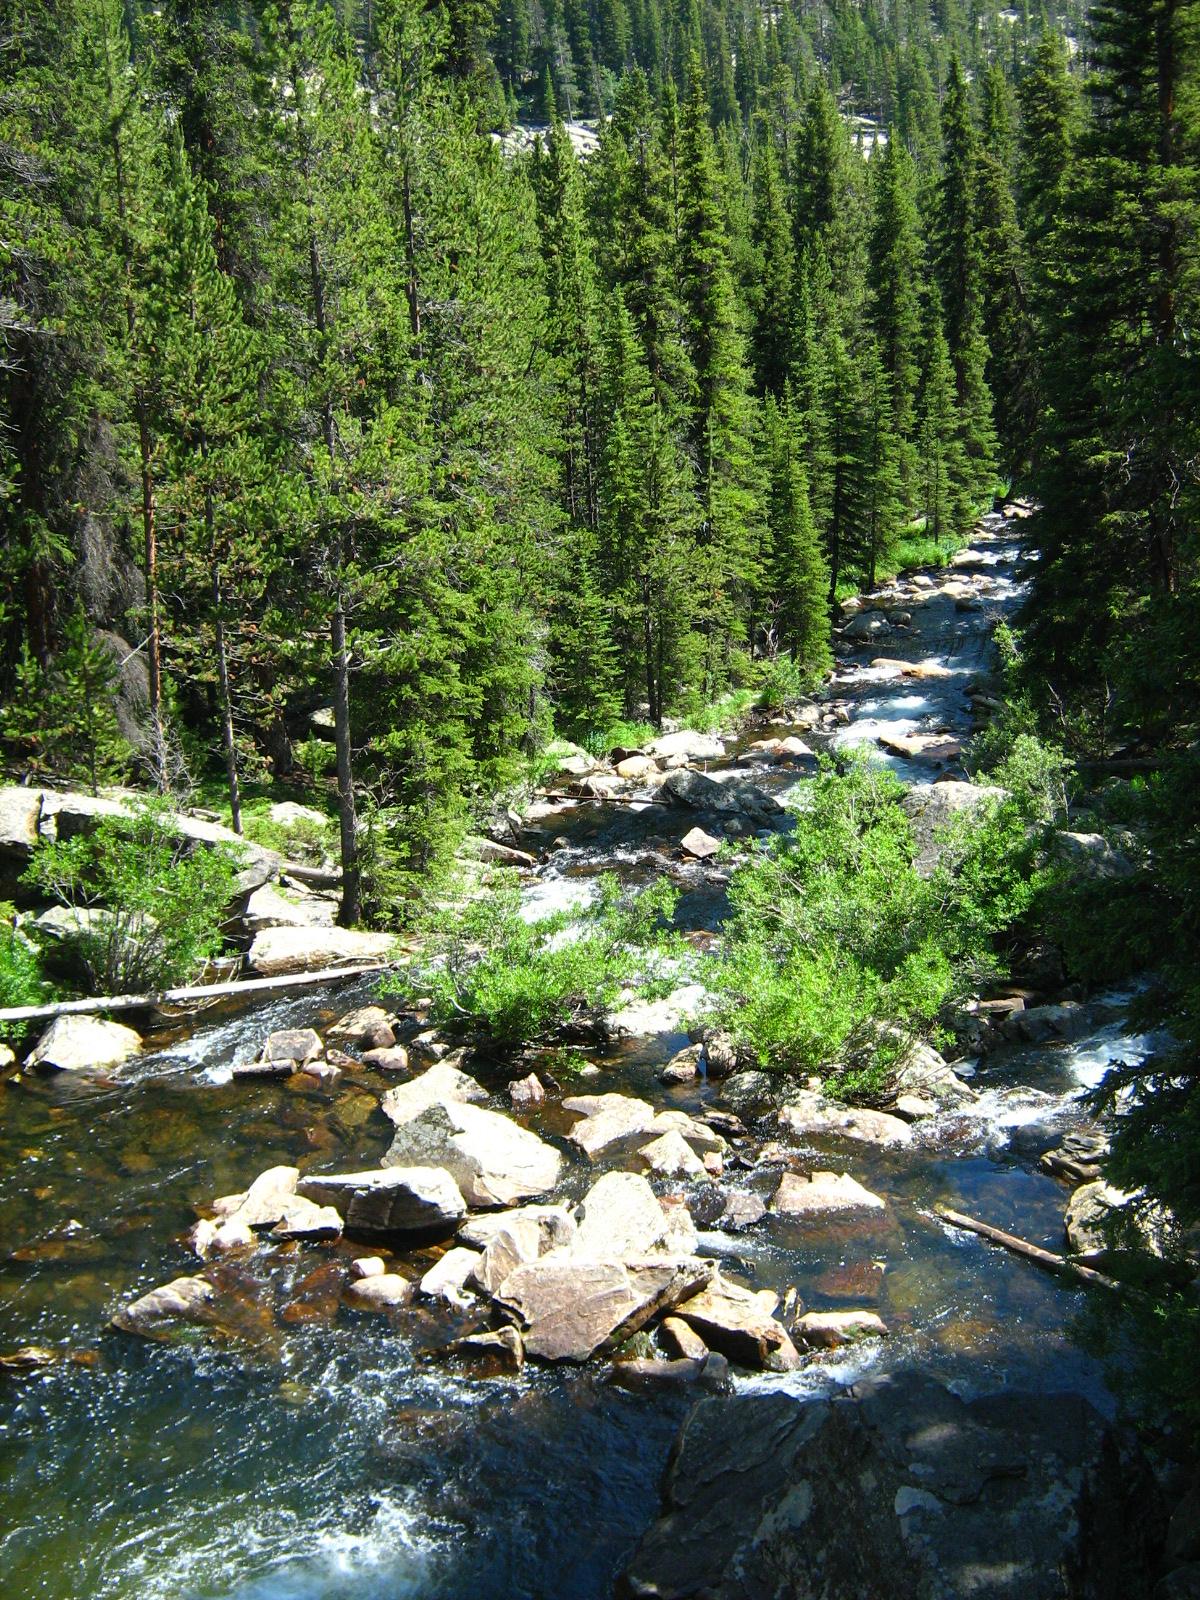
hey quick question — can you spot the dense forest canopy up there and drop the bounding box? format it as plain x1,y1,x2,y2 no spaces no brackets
2,0,1200,1484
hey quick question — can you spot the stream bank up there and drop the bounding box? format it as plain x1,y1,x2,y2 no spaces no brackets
1,507,1190,1600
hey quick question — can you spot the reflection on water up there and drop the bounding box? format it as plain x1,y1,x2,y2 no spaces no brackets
0,514,1146,1600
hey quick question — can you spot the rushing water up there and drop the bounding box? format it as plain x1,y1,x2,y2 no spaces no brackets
0,511,1155,1599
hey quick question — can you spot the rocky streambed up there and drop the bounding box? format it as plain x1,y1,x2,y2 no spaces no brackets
2,509,1194,1600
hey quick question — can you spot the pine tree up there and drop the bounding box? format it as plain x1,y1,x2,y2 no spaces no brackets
916,291,972,550
859,339,906,589
933,55,998,499
866,133,924,497
747,133,795,395
760,394,832,682
148,136,270,834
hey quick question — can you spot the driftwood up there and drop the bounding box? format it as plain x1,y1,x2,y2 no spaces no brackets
935,1206,1123,1294
277,860,342,887
0,964,390,1025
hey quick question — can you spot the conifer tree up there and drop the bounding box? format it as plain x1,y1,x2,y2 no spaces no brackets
760,394,832,682
866,133,924,496
933,55,998,499
747,134,795,395
916,291,972,550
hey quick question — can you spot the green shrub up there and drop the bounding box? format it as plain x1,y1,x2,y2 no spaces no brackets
0,903,53,1038
705,756,1050,1087
23,802,240,994
582,719,658,758
399,870,680,1048
754,655,812,711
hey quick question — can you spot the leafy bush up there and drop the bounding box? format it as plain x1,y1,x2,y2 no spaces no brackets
754,655,811,711
0,903,53,1038
23,802,240,994
582,720,658,758
400,871,680,1048
705,755,1050,1086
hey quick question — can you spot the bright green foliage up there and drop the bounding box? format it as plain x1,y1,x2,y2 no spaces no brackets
23,801,239,993
705,758,955,1075
0,607,129,791
0,904,53,1030
407,870,680,1047
706,755,1052,1081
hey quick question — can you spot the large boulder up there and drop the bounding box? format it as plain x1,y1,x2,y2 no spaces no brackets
240,884,335,934
901,781,1008,877
779,1089,913,1148
379,1061,488,1127
494,1256,713,1363
246,925,396,977
572,1171,677,1260
624,1371,1161,1600
0,787,43,862
661,768,783,824
383,1100,563,1207
297,1166,466,1234
25,1015,142,1074
1065,1180,1182,1280
646,731,727,763
209,1164,342,1240
563,1093,726,1163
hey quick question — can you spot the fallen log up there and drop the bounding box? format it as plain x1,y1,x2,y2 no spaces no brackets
935,1206,1124,1294
0,964,392,1025
277,860,342,887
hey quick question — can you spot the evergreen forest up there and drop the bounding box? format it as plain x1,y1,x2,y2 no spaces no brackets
1,0,1199,1593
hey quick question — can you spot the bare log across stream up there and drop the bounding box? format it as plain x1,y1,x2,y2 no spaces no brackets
935,1206,1124,1294
0,964,392,1025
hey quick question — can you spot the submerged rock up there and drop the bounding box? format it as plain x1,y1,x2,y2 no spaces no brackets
624,1371,1161,1600
111,1275,215,1339
25,1014,142,1074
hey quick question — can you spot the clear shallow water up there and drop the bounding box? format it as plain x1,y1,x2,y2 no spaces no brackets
0,512,1147,1600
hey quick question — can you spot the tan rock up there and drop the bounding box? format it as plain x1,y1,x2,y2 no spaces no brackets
380,1061,488,1127
672,1276,801,1372
343,1273,413,1312
770,1170,887,1216
26,1015,142,1074
794,1309,888,1349
495,1256,713,1363
779,1091,913,1148
637,1129,707,1181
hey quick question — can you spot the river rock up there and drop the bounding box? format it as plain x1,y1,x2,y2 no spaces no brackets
267,801,329,830
1004,1001,1090,1043
609,1354,733,1394
679,826,723,860
342,1273,414,1312
719,1190,768,1231
419,1247,482,1307
771,1170,887,1216
843,610,890,640
1065,1180,1177,1277
716,1069,779,1118
265,1027,324,1067
572,1171,676,1260
1054,831,1136,880
246,926,396,977
637,1129,707,1181
794,1309,888,1349
494,1256,714,1363
463,835,537,868
297,1166,466,1233
671,1275,801,1372
240,884,334,933
661,1315,710,1360
508,1072,545,1110
189,1215,256,1259
661,768,783,823
624,1370,1161,1600
470,1213,547,1295
361,1044,410,1072
25,1015,142,1074
1039,1130,1109,1185
615,754,659,780
886,1033,978,1109
111,1275,216,1339
383,1101,564,1207
901,780,1009,876
449,1326,525,1372
779,1090,913,1148
380,1061,488,1126
660,1043,703,1084
459,1204,577,1254
647,731,726,763
0,787,43,862
563,1092,658,1156
326,1005,395,1050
